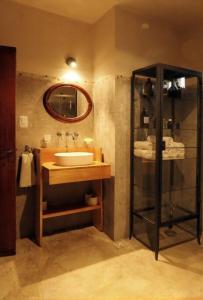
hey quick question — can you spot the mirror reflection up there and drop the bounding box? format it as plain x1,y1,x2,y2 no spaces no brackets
43,84,93,123
48,86,88,118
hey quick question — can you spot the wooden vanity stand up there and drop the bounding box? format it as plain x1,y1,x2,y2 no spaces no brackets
34,147,111,246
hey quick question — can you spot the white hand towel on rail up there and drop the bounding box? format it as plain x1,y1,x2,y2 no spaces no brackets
19,152,36,188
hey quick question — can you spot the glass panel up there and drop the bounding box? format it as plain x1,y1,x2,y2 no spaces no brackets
161,72,198,225
159,220,196,250
133,74,157,249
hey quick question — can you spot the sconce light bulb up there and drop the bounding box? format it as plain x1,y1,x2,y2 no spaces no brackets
66,57,77,68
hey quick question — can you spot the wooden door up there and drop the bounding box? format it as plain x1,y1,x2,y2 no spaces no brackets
0,46,16,256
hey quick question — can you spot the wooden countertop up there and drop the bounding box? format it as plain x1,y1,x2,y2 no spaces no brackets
42,161,110,171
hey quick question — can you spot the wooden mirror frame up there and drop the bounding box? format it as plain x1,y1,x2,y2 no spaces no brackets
43,83,93,123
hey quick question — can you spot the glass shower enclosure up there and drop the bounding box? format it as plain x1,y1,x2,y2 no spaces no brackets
130,64,202,260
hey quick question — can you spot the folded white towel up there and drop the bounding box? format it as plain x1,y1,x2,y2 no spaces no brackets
163,136,174,147
170,142,184,148
147,136,174,146
134,141,153,150
134,149,185,160
134,149,155,159
163,136,173,143
134,137,185,160
19,153,36,188
147,135,156,143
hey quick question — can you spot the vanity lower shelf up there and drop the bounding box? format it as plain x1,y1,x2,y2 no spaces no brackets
43,203,101,219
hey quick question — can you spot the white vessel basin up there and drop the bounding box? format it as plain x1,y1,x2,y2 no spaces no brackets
54,152,94,166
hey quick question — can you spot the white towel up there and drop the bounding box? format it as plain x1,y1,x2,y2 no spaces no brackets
170,142,184,148
134,141,153,150
163,136,174,147
147,135,156,143
134,149,155,159
19,153,36,188
134,149,185,160
147,136,174,147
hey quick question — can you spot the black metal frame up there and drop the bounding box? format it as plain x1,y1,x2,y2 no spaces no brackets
130,63,203,260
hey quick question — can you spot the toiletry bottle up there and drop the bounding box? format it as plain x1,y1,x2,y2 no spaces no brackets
163,81,168,95
141,108,149,128
142,78,153,97
167,80,179,98
167,118,173,129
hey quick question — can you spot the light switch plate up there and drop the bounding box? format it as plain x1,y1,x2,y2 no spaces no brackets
19,115,28,128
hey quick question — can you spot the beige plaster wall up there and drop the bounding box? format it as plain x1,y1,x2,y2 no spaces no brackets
115,8,182,76
0,0,93,80
0,0,95,238
16,73,94,238
180,29,203,71
92,9,116,79
114,75,131,240
93,76,116,238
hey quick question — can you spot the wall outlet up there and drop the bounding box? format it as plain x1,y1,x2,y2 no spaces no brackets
19,115,28,128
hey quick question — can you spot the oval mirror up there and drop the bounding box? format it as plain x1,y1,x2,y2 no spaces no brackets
43,83,93,123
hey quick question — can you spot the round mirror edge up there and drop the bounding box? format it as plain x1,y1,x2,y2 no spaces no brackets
43,83,93,123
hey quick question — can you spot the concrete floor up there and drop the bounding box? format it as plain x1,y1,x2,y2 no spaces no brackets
0,227,203,300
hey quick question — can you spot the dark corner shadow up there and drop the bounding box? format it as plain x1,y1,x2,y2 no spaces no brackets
16,185,36,239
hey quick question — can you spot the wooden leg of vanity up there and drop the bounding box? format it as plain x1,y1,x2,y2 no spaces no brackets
35,150,43,246
92,180,103,231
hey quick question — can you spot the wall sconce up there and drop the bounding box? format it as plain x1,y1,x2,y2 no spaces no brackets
66,57,77,68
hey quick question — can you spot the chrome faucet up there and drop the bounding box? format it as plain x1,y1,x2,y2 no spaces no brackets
72,132,79,142
56,131,63,147
56,132,62,138
65,131,79,149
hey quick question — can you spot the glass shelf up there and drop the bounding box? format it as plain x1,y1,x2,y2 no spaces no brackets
134,127,197,131
134,183,196,193
133,205,197,226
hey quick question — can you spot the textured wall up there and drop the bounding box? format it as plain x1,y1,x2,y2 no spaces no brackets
0,0,93,80
114,76,131,240
180,28,203,71
115,8,182,76
92,9,116,79
16,73,94,238
93,76,115,238
93,75,131,240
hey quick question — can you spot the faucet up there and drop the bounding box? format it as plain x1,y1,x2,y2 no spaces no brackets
56,131,63,147
65,131,79,150
72,132,79,142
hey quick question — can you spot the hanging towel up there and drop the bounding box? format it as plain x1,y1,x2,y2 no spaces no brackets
19,152,36,188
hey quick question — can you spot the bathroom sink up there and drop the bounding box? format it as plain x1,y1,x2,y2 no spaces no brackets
54,152,94,166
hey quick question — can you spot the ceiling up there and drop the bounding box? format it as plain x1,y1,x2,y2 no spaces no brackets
11,0,203,30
